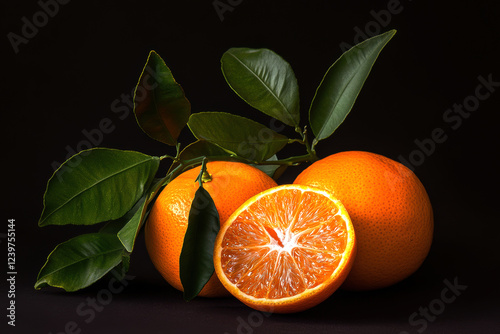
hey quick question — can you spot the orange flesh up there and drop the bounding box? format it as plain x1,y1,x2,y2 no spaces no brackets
220,188,348,300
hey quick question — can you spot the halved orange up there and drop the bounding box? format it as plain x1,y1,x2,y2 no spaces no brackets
214,184,356,313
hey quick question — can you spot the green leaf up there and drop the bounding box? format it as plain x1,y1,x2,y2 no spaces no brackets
180,184,220,301
39,148,160,227
271,164,288,180
35,233,126,291
168,140,233,175
98,197,146,252
251,154,281,178
98,218,125,235
112,253,131,281
114,196,148,252
116,177,164,252
221,48,300,127
134,50,191,145
309,30,396,141
187,112,289,161
179,139,233,161
100,177,166,251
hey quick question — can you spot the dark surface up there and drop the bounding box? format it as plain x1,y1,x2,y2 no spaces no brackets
2,0,499,333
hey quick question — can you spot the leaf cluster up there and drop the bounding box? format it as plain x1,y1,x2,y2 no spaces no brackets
35,30,396,297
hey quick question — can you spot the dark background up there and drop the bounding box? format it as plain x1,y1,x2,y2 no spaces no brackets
2,0,499,333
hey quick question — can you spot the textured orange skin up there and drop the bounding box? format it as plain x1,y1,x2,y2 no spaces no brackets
294,151,433,290
145,161,277,297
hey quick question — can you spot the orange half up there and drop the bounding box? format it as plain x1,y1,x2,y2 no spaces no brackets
214,184,356,313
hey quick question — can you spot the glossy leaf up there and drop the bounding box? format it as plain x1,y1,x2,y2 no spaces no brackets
116,178,164,252
39,148,160,227
221,48,300,127
168,140,233,175
112,253,131,282
187,112,289,161
134,50,191,145
99,218,126,235
98,178,162,236
309,30,396,141
34,233,126,291
180,139,233,160
252,154,281,178
180,185,220,301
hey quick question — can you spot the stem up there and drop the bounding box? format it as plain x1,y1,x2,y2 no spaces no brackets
159,126,319,191
196,158,212,186
287,138,304,145
175,142,182,159
293,125,317,160
146,139,320,220
159,154,175,161
302,126,317,160
179,152,315,168
295,126,305,140
311,138,319,152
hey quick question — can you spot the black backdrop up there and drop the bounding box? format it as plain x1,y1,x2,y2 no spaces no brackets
3,0,499,333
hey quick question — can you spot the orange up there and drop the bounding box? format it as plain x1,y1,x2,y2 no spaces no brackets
214,184,356,313
294,151,433,290
145,161,277,297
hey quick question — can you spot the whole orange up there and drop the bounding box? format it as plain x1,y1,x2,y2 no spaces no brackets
294,151,433,290
145,161,277,297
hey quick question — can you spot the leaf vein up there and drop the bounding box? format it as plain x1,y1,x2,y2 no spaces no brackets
38,247,124,280
41,157,155,225
227,51,293,124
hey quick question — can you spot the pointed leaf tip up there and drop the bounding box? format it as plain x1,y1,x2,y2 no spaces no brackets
180,186,220,301
221,48,300,127
309,30,396,141
134,51,191,145
39,148,160,227
187,112,289,161
35,233,126,291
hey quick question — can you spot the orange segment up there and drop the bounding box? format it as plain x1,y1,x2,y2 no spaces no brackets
214,184,356,313
295,216,347,252
291,248,341,289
